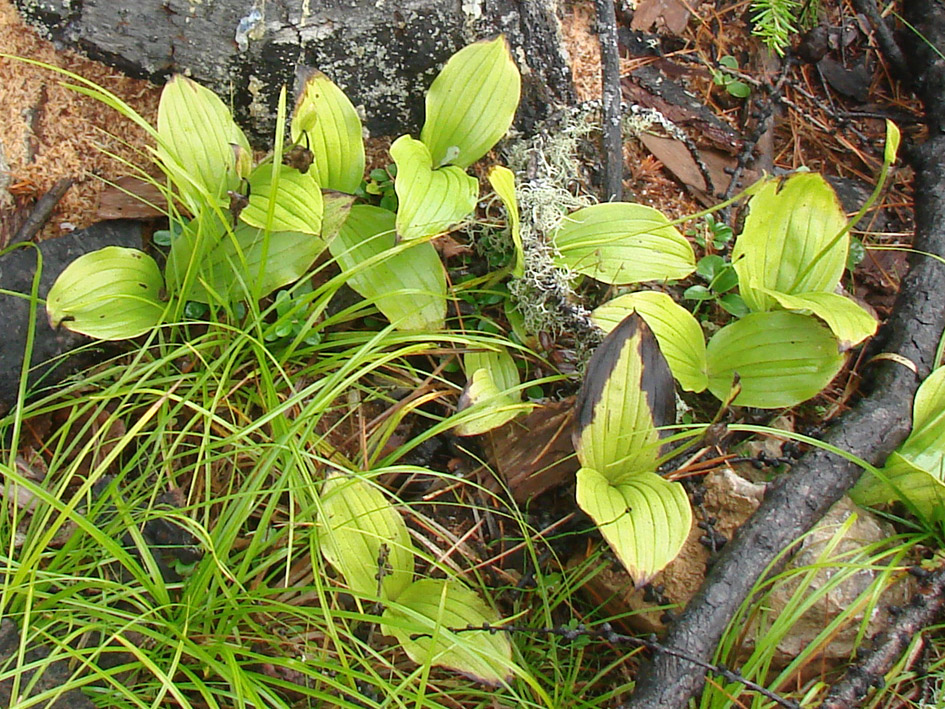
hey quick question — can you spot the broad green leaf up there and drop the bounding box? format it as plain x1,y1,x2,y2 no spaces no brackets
189,223,325,303
318,474,414,603
761,289,877,349
574,313,675,484
576,467,692,583
896,365,945,478
706,311,844,408
46,247,165,341
241,163,324,235
391,136,478,241
156,75,251,209
592,291,708,392
455,348,533,436
851,453,945,519
290,70,365,193
421,36,521,169
320,190,356,243
552,203,695,285
732,173,848,312
488,166,524,277
330,205,447,330
381,578,513,684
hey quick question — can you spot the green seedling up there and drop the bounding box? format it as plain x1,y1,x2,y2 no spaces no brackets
684,254,748,318
712,55,751,98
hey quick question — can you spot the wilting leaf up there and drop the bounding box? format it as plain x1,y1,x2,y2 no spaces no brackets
189,223,325,304
576,467,692,584
320,190,356,243
421,36,521,169
391,136,478,241
760,289,877,349
455,348,533,436
553,203,695,285
381,578,513,684
330,205,446,330
706,311,844,408
733,173,848,312
487,166,524,277
46,247,165,340
592,291,708,392
241,163,324,235
291,70,366,193
574,313,675,484
318,473,414,603
156,75,251,210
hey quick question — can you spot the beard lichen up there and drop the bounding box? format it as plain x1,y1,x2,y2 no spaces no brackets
499,103,605,359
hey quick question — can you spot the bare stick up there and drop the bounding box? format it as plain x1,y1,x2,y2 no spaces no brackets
10,177,75,245
594,0,623,201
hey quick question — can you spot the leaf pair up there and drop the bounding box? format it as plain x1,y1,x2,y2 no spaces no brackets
573,313,692,583
453,347,534,436
317,473,514,684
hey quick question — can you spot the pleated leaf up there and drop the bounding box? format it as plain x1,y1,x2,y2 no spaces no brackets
156,75,251,209
188,223,326,304
330,205,446,330
576,467,692,584
420,36,521,169
896,365,945,478
318,474,414,603
706,311,844,408
290,70,365,193
761,289,877,349
851,453,945,519
241,163,324,236
455,348,532,436
46,247,165,341
553,203,695,285
573,313,676,484
487,166,524,277
733,173,848,312
592,291,708,392
381,578,513,684
392,135,478,241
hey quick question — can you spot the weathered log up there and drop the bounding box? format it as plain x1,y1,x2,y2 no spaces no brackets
624,1,945,706
14,0,575,142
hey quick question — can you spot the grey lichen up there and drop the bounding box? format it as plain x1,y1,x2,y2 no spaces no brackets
501,103,603,350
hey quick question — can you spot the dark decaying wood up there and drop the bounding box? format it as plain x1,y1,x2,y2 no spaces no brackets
624,1,945,706
594,0,623,201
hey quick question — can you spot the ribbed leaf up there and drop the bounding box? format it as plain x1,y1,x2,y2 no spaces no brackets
291,70,365,193
487,166,523,277
189,223,325,304
454,348,532,436
896,365,945,478
421,36,521,169
576,467,692,584
46,247,165,341
381,578,513,684
733,173,848,312
241,163,324,235
392,136,478,241
318,474,414,603
553,203,695,285
574,313,675,484
592,291,707,392
156,75,250,209
330,205,446,330
851,453,945,518
761,289,877,349
706,311,844,408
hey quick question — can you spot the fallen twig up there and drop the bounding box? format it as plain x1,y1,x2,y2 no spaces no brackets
9,177,74,245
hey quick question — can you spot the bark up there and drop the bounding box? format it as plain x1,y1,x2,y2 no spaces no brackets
624,1,945,706
14,0,575,143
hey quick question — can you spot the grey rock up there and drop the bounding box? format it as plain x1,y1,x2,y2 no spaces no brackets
0,221,143,416
14,0,575,143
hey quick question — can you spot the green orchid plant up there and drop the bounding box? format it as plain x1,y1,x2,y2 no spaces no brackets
45,36,521,338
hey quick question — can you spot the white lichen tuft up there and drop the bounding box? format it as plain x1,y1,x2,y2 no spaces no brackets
501,103,602,347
